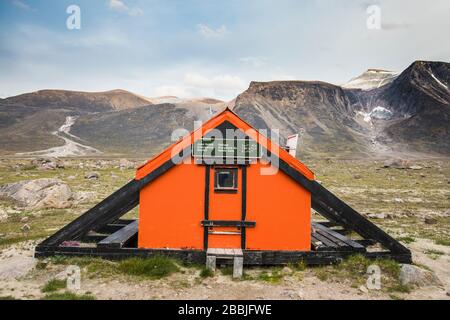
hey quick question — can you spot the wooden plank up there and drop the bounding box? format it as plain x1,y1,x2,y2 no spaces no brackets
207,248,243,257
312,231,339,249
316,228,349,248
98,220,139,249
311,235,327,251
313,223,365,251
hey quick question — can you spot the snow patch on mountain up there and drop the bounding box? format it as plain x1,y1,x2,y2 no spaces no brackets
343,69,399,90
357,106,394,124
429,71,448,90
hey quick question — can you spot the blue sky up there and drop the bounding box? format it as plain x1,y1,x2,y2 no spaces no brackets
0,0,449,100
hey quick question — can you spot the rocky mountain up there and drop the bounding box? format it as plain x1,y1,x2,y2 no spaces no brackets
234,61,449,158
0,89,225,156
0,89,152,154
0,60,448,158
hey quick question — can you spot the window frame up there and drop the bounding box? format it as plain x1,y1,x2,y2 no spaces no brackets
214,167,238,193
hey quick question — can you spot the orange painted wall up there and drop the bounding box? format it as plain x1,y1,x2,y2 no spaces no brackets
138,162,205,249
246,162,311,251
138,159,311,251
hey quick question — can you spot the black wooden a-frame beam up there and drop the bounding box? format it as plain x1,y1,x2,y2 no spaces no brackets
37,120,411,263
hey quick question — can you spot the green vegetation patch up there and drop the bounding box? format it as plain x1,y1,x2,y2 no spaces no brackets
118,256,180,279
258,269,283,284
199,267,214,278
42,291,96,300
41,279,67,293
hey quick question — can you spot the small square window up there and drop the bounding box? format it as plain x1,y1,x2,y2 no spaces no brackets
214,168,238,192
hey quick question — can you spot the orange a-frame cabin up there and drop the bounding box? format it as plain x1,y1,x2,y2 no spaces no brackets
136,109,314,252
36,108,411,266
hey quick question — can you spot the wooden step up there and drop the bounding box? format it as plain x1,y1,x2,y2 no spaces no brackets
207,248,243,259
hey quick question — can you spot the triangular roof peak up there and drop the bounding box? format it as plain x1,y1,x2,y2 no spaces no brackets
136,108,314,180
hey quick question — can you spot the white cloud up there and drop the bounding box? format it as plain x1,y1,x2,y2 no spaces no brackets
197,24,228,39
152,73,247,100
107,0,143,16
239,56,268,68
11,0,31,11
184,73,245,90
153,85,193,98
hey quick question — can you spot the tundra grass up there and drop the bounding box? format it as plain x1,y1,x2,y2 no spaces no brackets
117,256,180,279
42,291,96,300
41,279,67,293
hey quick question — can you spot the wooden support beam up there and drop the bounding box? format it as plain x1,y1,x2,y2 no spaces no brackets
98,220,139,249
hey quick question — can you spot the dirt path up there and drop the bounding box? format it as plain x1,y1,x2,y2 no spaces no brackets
15,116,102,157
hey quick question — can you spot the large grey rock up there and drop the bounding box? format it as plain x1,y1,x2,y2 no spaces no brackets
31,157,65,170
0,178,73,209
399,264,442,287
383,159,410,169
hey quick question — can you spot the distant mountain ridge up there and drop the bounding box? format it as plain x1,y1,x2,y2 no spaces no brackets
234,61,449,158
0,60,448,158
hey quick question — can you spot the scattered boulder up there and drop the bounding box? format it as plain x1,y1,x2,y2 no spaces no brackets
424,217,438,225
383,159,410,169
20,216,29,223
0,209,8,222
353,174,362,179
0,178,73,209
368,213,386,219
21,224,31,232
85,171,100,180
359,285,369,293
399,264,442,287
119,158,135,170
73,191,96,205
31,157,65,170
409,165,423,170
281,266,293,276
